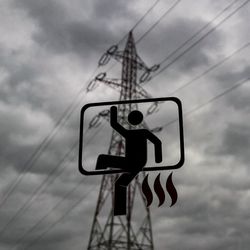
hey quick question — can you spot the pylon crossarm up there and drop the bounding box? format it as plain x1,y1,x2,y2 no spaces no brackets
98,45,119,66
135,54,150,71
109,50,150,72
96,78,122,91
88,110,110,129
111,50,124,64
134,84,152,99
94,75,152,100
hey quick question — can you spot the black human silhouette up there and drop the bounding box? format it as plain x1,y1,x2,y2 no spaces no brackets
95,105,162,215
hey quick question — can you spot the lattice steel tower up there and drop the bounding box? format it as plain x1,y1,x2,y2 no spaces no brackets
87,32,155,250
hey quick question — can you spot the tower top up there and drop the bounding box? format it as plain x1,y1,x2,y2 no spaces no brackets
124,31,137,56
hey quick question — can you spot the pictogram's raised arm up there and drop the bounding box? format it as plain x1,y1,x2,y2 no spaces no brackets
110,106,127,136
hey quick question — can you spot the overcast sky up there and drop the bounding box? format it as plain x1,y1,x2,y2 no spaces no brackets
0,0,250,249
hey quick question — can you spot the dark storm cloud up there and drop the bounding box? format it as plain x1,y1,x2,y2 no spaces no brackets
139,12,223,62
214,64,250,89
140,16,225,99
13,0,134,59
162,18,223,72
212,62,250,112
0,65,46,108
151,172,250,249
217,122,250,164
225,86,250,111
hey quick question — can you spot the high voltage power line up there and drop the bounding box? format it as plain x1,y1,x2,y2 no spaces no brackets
157,0,242,66
167,42,250,96
3,0,248,211
143,41,249,116
0,1,180,228
101,0,182,76
0,0,178,231
4,41,249,247
160,77,250,129
7,125,105,250
151,0,250,78
0,0,162,211
17,39,250,250
136,0,181,43
0,1,249,246
18,180,97,250
0,68,98,210
20,184,98,250
94,0,249,91
15,76,250,250
118,0,161,44
2,0,246,219
0,126,101,239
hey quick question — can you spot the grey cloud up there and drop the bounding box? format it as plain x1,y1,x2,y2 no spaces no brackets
217,122,250,164
138,16,223,74
13,0,132,59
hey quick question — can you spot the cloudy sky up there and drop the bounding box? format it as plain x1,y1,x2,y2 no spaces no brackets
0,0,250,249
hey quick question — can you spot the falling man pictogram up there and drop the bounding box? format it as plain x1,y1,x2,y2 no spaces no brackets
95,106,163,215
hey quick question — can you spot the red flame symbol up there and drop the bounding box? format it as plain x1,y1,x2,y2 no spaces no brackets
141,172,178,207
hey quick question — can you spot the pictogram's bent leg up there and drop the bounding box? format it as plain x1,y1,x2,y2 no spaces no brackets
96,154,127,170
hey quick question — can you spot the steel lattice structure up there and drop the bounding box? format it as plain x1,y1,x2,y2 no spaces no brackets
87,32,154,250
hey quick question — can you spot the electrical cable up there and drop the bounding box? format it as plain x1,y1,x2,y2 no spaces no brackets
20,180,97,250
168,42,250,96
158,0,242,65
1,125,104,241
118,0,161,44
161,77,250,128
0,68,98,210
9,124,105,249
0,0,164,210
17,77,250,250
104,0,181,75
5,1,248,247
136,0,181,44
152,0,250,78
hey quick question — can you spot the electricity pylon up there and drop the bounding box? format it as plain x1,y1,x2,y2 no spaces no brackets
87,31,156,250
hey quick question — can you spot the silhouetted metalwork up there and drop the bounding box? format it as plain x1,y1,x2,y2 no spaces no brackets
87,32,154,250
